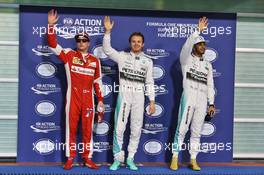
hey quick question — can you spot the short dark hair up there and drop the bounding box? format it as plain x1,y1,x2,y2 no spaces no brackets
129,32,144,43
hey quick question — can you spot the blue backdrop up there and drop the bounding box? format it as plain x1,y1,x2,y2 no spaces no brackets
17,6,236,163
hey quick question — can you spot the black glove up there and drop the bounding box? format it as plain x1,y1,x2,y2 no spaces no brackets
204,113,213,122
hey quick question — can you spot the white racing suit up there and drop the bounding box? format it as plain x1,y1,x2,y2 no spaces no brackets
103,33,155,162
173,31,215,158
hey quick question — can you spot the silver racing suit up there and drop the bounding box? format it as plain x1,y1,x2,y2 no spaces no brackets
173,31,215,158
103,33,155,162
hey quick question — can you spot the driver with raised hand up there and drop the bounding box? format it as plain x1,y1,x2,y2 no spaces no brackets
170,17,215,171
103,16,156,171
47,9,105,170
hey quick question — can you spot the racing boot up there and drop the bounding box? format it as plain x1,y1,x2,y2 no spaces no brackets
63,158,73,170
84,158,99,169
189,158,201,171
126,158,138,171
109,160,121,171
170,156,178,170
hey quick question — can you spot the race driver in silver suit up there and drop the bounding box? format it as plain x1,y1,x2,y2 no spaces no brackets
170,17,216,171
103,16,156,171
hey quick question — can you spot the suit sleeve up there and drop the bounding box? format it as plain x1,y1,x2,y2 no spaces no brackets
180,30,200,65
47,25,70,63
102,33,123,64
207,63,215,105
145,59,155,101
94,58,103,102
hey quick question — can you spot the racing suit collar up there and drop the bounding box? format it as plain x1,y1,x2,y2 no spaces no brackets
130,51,144,57
76,50,89,63
191,53,204,61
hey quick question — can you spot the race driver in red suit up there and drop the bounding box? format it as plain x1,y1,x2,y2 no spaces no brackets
47,9,105,170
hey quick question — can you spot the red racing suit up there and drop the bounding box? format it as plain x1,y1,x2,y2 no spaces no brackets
47,26,103,159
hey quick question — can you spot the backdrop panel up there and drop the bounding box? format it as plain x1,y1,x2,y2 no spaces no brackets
17,6,236,163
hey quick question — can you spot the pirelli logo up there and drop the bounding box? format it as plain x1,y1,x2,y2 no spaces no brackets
71,65,95,76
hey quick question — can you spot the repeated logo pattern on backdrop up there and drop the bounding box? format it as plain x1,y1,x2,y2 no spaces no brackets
18,6,236,162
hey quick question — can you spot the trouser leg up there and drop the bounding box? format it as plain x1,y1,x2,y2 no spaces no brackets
127,94,144,159
65,94,81,158
113,94,131,162
81,93,94,159
189,97,207,159
173,92,194,154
